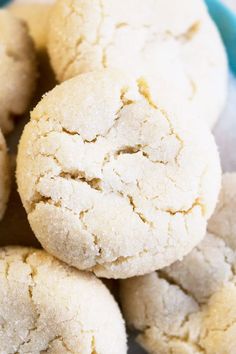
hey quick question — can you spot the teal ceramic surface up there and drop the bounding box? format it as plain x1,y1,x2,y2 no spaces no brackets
206,0,236,75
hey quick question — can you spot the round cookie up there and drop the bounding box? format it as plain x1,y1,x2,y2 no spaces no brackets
16,70,221,279
120,173,236,354
0,10,37,134
47,0,228,128
0,246,127,353
0,130,10,221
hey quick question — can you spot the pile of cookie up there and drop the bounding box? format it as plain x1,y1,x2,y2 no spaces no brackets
0,0,234,353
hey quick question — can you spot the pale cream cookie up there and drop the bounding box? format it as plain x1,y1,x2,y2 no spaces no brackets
0,130,10,221
16,70,221,279
0,246,127,353
47,0,228,128
120,173,236,354
0,10,37,134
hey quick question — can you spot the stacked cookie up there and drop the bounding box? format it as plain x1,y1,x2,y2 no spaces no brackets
0,0,233,353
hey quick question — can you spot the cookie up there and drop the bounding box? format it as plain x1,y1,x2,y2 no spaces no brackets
17,70,221,278
16,70,221,279
0,130,10,221
47,0,228,128
0,10,37,134
120,173,236,354
0,246,127,353
16,70,221,278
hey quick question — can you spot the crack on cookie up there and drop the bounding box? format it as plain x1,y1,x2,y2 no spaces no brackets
41,316,97,353
60,172,102,191
60,35,85,80
166,198,203,216
91,335,98,354
158,270,199,305
11,250,41,353
62,127,99,143
137,78,157,109
115,144,169,165
116,145,143,156
127,194,154,226
177,22,201,43
188,77,197,100
97,249,149,268
79,208,102,257
139,326,206,354
135,78,184,166
115,22,128,29
114,144,168,165
201,318,236,341
43,335,74,353
96,0,105,45
158,108,184,168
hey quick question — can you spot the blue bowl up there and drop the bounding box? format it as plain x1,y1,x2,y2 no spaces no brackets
205,0,236,75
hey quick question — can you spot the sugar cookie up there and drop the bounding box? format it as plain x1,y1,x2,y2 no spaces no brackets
48,0,228,128
17,70,221,279
0,247,127,353
0,10,37,134
120,173,236,354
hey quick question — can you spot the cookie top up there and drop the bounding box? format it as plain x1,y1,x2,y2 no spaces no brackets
16,70,221,279
0,130,10,221
47,0,228,128
120,173,236,354
0,10,37,134
0,246,127,354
